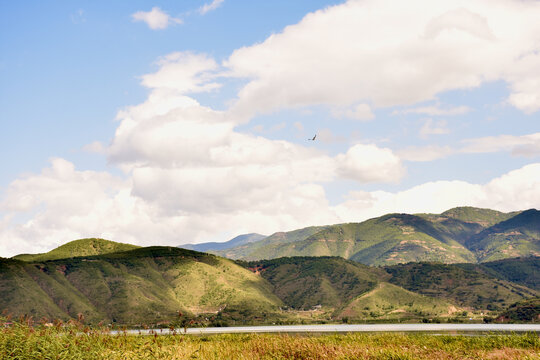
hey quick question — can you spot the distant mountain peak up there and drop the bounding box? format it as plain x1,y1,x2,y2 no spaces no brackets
179,233,267,252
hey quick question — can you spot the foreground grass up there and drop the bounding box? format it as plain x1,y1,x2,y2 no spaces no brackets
1,318,539,359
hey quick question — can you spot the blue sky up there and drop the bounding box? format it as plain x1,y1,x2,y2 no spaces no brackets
1,0,539,256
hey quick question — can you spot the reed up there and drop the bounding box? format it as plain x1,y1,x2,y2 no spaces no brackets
1,316,538,359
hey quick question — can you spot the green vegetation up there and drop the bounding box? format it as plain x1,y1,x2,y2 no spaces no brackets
204,207,539,265
384,262,538,311
244,257,463,322
244,257,382,310
13,238,140,262
1,317,539,359
3,237,539,326
498,297,540,323
466,209,540,262
1,247,282,326
482,256,540,290
340,282,459,321
438,206,517,227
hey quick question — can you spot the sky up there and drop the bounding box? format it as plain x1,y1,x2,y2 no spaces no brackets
1,0,539,257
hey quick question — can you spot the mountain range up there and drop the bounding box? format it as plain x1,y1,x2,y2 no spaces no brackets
2,236,538,325
191,207,540,265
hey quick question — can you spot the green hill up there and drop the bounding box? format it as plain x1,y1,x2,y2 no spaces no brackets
481,256,540,290
12,238,140,262
339,282,459,321
243,257,382,310
384,262,538,311
243,256,461,321
466,209,540,262
1,247,282,325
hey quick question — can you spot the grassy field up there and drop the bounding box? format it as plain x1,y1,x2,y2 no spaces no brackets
1,317,539,359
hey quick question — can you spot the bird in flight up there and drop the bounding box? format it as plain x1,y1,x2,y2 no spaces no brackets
308,134,317,141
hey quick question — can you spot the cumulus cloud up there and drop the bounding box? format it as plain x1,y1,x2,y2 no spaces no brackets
3,0,540,257
334,163,540,222
2,157,538,257
0,50,408,256
336,144,405,183
225,0,540,117
132,7,182,30
0,158,340,257
141,52,220,94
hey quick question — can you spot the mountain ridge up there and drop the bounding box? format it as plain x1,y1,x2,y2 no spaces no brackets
204,207,538,265
2,242,538,325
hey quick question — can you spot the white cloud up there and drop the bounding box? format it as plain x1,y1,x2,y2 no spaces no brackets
141,52,220,94
422,8,495,41
199,0,224,15
419,118,450,138
2,157,537,257
132,7,182,30
225,0,540,117
0,51,409,257
4,0,540,257
336,144,405,183
334,163,540,222
506,52,540,113
0,158,340,257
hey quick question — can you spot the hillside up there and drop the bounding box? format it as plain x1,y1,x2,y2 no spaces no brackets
466,209,540,262
339,282,458,321
219,213,478,265
3,242,538,325
244,257,382,310
202,207,539,265
384,262,538,311
12,238,140,262
243,256,464,321
498,297,540,322
481,256,540,290
1,247,282,325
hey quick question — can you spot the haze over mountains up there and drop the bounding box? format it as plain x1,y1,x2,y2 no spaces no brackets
190,207,540,265
1,206,538,326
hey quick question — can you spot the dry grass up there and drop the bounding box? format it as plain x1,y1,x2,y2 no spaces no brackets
1,316,538,359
